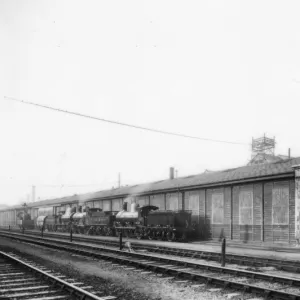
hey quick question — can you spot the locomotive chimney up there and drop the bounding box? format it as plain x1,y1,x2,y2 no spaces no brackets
288,148,291,159
169,167,175,180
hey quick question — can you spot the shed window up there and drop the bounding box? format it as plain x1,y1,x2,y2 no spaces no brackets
103,200,111,211
272,186,289,225
185,192,199,212
112,199,123,211
212,193,224,224
136,196,149,207
93,201,102,209
150,194,165,210
85,201,94,208
239,190,253,225
166,193,180,210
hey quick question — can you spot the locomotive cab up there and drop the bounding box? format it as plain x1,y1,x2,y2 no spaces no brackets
17,211,34,230
114,203,158,238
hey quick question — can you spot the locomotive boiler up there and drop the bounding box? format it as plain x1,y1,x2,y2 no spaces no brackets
36,214,61,232
114,202,158,238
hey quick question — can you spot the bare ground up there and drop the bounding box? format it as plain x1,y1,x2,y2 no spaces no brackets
0,237,263,300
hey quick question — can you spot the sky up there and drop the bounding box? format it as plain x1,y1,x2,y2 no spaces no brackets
1,0,300,206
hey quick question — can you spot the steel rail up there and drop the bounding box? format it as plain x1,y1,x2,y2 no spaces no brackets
2,228,300,273
0,251,115,300
1,232,300,299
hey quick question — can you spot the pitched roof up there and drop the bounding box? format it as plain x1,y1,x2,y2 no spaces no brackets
248,153,285,165
4,157,300,210
88,157,299,199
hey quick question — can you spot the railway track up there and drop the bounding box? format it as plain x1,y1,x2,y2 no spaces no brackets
2,228,300,274
0,250,116,300
2,231,300,299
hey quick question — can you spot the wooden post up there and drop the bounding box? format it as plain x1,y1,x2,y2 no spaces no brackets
8,225,10,231
41,226,44,238
70,225,73,242
119,231,123,250
221,238,226,267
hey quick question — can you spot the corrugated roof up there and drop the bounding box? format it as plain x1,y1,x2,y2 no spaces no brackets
3,157,300,210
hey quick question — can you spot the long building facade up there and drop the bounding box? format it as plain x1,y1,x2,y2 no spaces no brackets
2,157,300,245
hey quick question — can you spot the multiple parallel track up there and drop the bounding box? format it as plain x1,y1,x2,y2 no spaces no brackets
1,231,300,299
0,250,115,300
3,229,300,274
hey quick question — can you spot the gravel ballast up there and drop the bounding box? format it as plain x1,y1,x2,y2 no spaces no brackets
0,237,264,300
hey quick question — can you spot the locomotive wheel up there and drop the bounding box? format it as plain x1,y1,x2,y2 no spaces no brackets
167,231,176,242
135,228,143,240
148,230,155,240
104,227,112,236
143,229,149,239
156,231,162,240
181,232,187,242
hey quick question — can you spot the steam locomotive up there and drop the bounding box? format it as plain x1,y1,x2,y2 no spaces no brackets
17,209,35,230
36,203,195,242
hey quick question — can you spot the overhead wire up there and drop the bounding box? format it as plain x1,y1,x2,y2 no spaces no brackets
4,96,249,146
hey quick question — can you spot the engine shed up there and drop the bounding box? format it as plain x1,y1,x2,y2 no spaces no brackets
1,157,300,245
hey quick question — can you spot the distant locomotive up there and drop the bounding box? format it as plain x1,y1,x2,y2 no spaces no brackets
37,207,75,233
114,202,158,238
115,203,194,241
72,206,116,235
17,209,34,230
36,203,195,242
36,214,62,232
